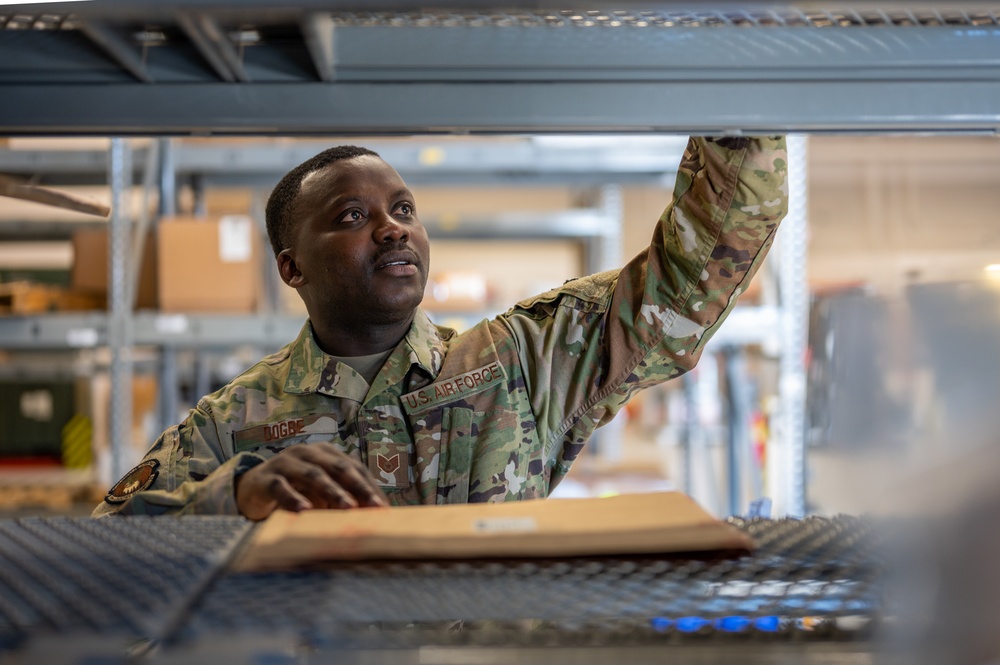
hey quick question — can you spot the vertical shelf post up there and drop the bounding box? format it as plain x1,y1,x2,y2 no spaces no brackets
157,138,180,436
772,134,810,517
591,184,626,462
596,184,623,274
722,345,753,517
158,138,177,218
107,138,133,481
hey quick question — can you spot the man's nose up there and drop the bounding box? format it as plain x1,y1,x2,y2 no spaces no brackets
374,213,408,243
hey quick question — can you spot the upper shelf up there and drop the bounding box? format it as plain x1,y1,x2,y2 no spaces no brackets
1,3,1000,135
0,136,688,187
0,306,780,349
0,311,306,349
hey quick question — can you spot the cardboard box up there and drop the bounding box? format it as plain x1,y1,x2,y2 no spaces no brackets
234,491,755,571
0,281,60,314
0,281,105,314
71,228,158,309
157,215,260,312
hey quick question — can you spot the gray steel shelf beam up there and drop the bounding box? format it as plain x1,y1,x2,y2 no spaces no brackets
0,139,686,187
132,313,304,348
423,210,619,240
326,25,1000,82
0,141,675,176
0,220,105,240
28,1,1000,20
174,139,688,172
2,79,999,135
197,170,674,188
0,307,780,350
3,22,1000,134
0,149,115,173
0,210,620,240
0,313,306,349
172,140,686,187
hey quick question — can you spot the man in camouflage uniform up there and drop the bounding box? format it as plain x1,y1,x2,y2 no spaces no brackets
94,136,787,519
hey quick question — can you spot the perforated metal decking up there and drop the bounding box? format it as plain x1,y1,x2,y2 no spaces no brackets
0,514,884,661
0,516,252,650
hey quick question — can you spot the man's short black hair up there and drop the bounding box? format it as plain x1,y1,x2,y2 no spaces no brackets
265,145,380,257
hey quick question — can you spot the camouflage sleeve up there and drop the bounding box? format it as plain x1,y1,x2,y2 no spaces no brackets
91,400,263,517
502,136,787,486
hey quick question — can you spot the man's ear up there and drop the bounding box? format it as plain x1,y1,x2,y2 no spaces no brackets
277,249,305,288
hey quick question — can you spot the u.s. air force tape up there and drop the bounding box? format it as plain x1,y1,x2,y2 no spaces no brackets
104,459,160,504
401,361,506,412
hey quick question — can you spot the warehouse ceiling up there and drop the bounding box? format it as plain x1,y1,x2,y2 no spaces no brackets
1,1,1000,134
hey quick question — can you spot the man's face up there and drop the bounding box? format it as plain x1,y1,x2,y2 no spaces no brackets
281,155,430,327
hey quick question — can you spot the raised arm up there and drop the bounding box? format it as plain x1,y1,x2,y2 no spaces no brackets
501,136,788,486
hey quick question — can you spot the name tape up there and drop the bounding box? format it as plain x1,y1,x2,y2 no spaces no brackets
233,414,336,451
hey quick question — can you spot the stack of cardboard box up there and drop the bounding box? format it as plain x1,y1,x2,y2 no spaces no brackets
69,215,261,313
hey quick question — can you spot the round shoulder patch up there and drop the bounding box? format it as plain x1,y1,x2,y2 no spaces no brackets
105,459,160,504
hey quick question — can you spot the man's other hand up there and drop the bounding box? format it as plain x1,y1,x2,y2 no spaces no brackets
235,442,389,520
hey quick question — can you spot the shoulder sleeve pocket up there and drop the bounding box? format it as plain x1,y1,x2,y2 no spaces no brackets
507,269,619,318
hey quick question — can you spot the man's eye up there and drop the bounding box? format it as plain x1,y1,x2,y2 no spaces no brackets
397,203,413,216
339,210,363,223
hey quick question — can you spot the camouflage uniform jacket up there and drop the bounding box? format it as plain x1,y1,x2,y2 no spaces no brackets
94,136,787,517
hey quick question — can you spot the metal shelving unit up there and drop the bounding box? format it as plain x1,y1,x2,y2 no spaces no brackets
0,135,636,486
0,133,799,514
4,0,981,514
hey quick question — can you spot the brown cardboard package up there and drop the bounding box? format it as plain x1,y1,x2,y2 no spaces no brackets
0,281,102,314
157,215,260,312
70,228,158,309
234,492,755,571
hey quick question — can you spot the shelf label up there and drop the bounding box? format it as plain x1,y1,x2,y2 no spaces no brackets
219,215,253,263
66,328,99,347
20,389,53,421
155,314,189,335
471,517,537,534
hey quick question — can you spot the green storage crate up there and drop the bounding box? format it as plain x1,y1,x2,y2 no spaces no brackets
0,381,76,461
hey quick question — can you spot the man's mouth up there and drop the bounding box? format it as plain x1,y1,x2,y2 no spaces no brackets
374,250,420,276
